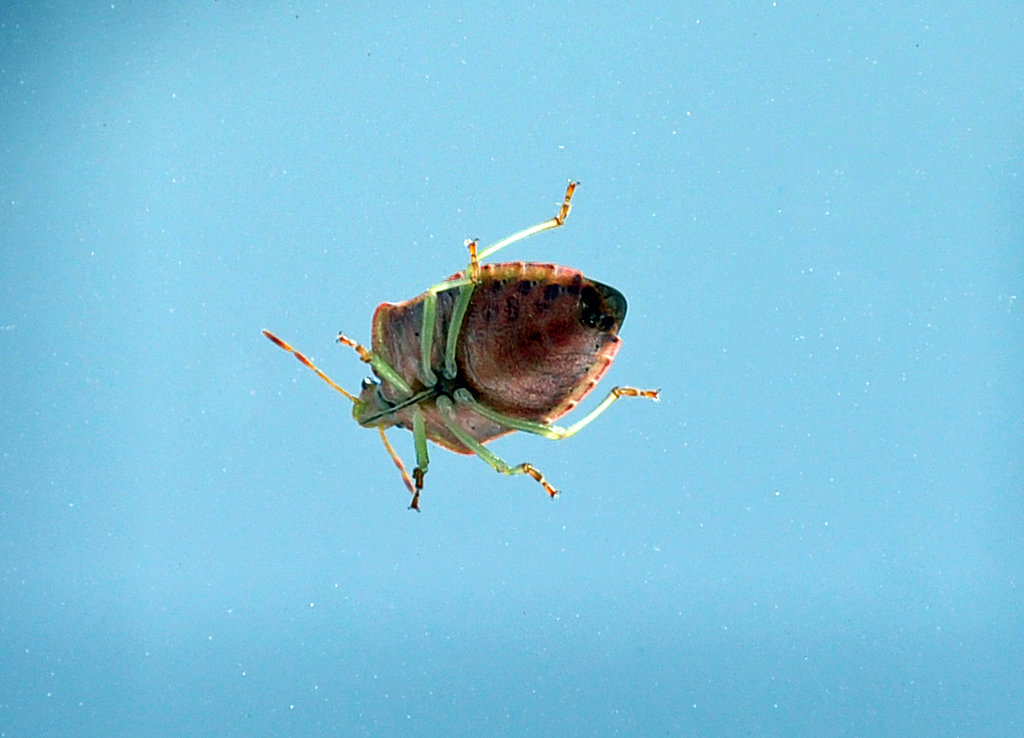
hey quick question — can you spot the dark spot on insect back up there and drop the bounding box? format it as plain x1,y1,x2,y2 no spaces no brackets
579,282,627,333
598,281,627,325
505,295,520,322
543,283,561,301
518,280,535,295
579,286,610,331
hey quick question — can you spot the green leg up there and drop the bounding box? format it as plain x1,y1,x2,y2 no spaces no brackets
416,181,579,385
412,407,429,471
336,333,414,397
452,386,660,440
418,284,439,387
412,405,430,491
369,408,431,511
364,405,433,512
436,396,559,498
375,427,421,510
263,329,426,507
476,180,577,262
443,274,475,380
335,332,434,508
417,275,476,386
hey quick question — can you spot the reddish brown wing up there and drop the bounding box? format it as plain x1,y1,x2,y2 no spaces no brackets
457,262,626,423
370,286,458,391
367,261,627,453
370,287,512,454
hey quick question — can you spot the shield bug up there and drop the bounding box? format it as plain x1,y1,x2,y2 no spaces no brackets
264,181,659,509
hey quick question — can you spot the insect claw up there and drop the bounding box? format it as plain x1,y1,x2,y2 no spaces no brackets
521,463,558,499
409,469,425,511
613,386,661,401
337,332,374,364
553,180,578,225
465,239,481,282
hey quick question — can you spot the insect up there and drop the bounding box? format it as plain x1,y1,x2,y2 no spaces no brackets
263,181,659,509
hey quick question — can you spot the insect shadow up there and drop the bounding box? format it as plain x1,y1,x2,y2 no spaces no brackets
264,181,659,510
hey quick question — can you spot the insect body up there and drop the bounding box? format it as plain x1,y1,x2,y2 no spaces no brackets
264,182,659,509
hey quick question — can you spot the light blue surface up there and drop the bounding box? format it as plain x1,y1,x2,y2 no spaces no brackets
2,3,1021,735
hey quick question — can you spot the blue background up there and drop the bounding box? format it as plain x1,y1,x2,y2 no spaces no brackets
2,2,1021,736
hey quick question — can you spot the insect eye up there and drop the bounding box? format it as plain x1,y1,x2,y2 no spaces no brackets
361,376,378,390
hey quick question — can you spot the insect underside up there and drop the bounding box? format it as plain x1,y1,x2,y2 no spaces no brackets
264,182,659,510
